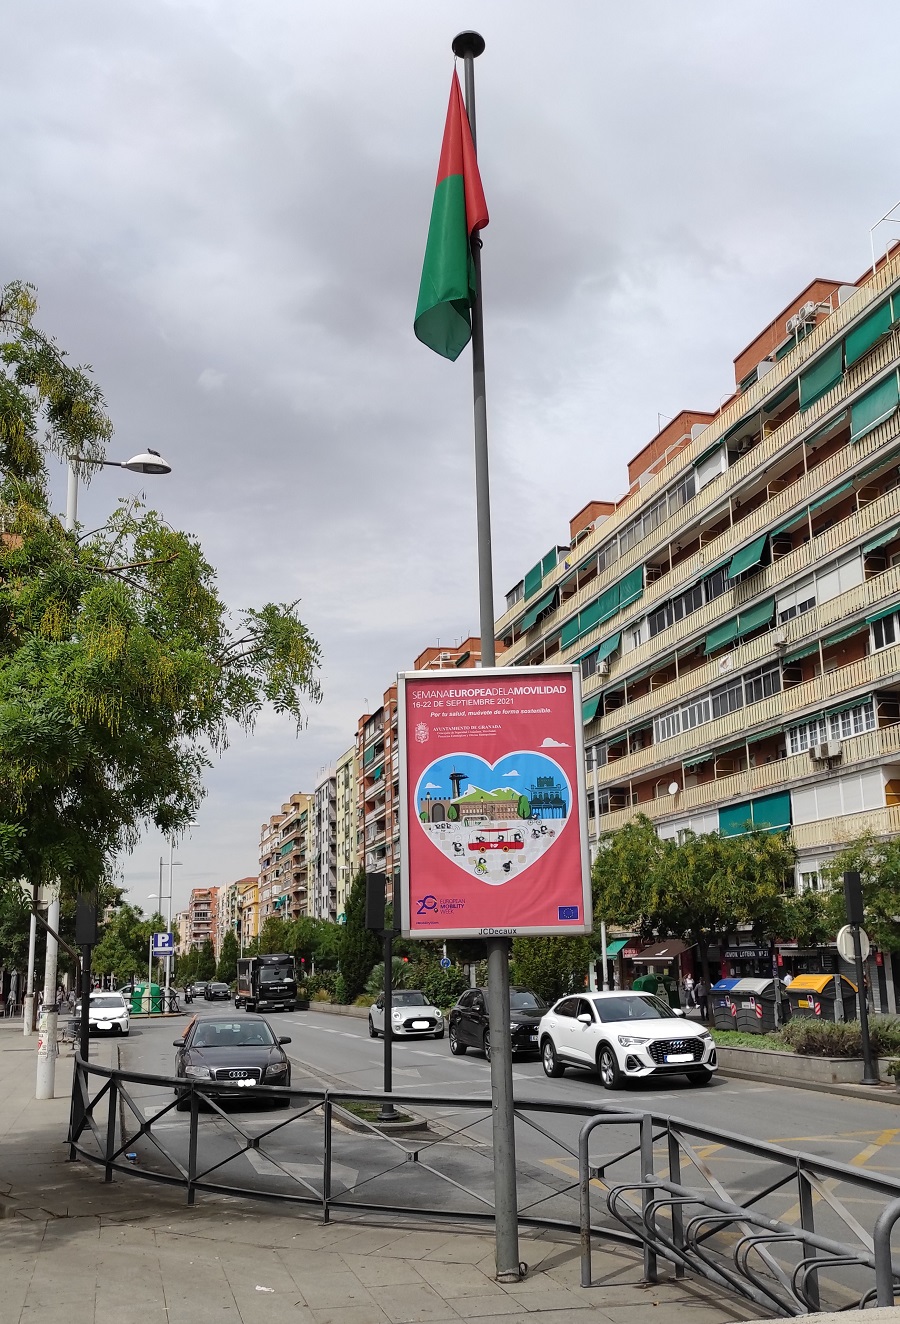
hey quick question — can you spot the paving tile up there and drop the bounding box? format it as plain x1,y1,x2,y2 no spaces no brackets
369,1279,464,1323
337,1253,425,1287
286,1270,377,1311
414,1258,504,1298
309,1305,392,1324
448,1294,524,1316
376,1230,463,1260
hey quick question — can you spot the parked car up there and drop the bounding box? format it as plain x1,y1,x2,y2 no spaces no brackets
173,1015,292,1109
448,987,546,1059
538,991,717,1088
204,981,231,1001
369,990,444,1039
73,991,130,1036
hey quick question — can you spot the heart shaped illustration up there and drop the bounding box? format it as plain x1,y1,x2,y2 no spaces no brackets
414,751,571,886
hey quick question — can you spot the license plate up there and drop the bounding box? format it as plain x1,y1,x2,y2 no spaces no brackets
529,1033,538,1041
665,1052,693,1063
411,1020,429,1029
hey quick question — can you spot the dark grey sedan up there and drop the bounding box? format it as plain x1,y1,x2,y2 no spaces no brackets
174,1016,291,1109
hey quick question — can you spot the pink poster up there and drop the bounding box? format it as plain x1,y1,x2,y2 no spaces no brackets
399,667,591,939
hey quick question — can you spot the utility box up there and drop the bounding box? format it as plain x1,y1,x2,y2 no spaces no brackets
132,982,161,1015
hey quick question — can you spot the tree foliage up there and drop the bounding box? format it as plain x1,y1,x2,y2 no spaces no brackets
0,282,322,900
91,902,165,983
337,868,381,1002
216,929,239,983
196,938,216,982
592,815,796,983
823,834,900,951
511,935,594,1003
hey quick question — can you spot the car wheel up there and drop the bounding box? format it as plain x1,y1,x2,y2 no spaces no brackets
541,1037,564,1078
368,1017,378,1039
449,1026,467,1055
597,1044,623,1090
482,1030,491,1062
687,1069,714,1087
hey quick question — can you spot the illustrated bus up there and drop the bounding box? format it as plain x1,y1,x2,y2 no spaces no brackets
467,827,524,853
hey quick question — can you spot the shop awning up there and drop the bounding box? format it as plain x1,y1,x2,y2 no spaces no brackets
582,694,602,724
518,587,558,633
604,937,634,958
630,939,691,963
728,533,768,580
863,525,900,554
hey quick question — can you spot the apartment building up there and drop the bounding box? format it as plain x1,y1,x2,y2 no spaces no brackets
310,769,338,920
335,745,357,918
218,877,258,955
236,877,259,951
174,909,190,958
186,887,218,950
258,793,313,924
357,638,484,902
494,252,900,908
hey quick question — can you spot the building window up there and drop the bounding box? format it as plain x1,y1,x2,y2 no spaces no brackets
743,665,782,705
830,698,876,739
872,613,898,650
798,870,822,893
704,566,730,603
648,603,671,638
668,472,696,514
672,582,703,622
711,677,743,719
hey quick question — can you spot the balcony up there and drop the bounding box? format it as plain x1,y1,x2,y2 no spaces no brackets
494,253,900,642
594,721,900,833
790,802,900,849
594,639,900,788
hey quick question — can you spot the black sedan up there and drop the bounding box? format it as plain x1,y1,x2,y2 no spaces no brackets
448,986,547,1060
204,981,231,1000
173,1015,291,1108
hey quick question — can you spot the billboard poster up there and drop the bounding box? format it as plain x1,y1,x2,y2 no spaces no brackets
398,666,591,939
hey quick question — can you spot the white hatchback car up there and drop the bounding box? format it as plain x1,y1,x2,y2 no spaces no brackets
369,990,444,1039
538,991,715,1088
81,991,130,1036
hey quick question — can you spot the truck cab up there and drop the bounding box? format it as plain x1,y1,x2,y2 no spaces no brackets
235,954,297,1012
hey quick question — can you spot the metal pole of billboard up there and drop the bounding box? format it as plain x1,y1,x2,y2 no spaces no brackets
452,29,521,1283
379,925,398,1122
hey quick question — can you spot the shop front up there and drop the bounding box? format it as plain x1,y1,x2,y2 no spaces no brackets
722,943,775,980
629,938,691,1006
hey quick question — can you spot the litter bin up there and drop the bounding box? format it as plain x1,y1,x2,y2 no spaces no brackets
132,982,162,1015
731,978,785,1033
632,973,659,994
711,978,740,1030
784,973,857,1022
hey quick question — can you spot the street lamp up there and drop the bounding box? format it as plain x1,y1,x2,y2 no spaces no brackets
65,448,172,532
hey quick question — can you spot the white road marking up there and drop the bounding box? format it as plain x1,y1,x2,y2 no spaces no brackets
244,1148,358,1187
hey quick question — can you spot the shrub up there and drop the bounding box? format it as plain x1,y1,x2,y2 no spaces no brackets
306,971,337,1001
353,994,376,1007
781,1019,868,1058
422,965,469,1009
365,958,416,995
333,973,349,1005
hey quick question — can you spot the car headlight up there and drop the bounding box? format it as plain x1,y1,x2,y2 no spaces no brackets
392,1010,402,1020
617,1035,650,1047
435,1011,443,1020
699,1030,713,1040
265,1063,288,1078
184,1065,211,1078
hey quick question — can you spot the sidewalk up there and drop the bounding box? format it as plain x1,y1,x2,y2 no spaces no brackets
0,1020,771,1324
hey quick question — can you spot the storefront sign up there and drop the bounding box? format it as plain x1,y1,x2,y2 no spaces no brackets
398,666,591,939
724,946,770,960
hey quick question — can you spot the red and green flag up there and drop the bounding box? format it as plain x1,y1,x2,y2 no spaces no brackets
414,72,489,361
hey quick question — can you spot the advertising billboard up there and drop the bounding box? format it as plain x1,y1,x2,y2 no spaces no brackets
398,666,591,939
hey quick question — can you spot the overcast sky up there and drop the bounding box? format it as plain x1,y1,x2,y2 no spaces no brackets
4,1,899,916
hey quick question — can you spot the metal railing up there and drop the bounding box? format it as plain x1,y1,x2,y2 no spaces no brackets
69,1056,900,1314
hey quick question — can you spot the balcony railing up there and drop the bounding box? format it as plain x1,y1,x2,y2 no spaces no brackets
493,251,900,639
591,555,900,741
592,722,900,833
593,639,900,787
790,802,900,849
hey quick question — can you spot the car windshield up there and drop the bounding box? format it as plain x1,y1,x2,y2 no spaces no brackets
392,991,427,1006
91,996,125,1009
260,967,292,983
209,983,228,990
190,1020,277,1048
591,995,677,1022
510,991,545,1012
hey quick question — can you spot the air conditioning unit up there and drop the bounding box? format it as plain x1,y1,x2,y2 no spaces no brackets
737,436,755,453
786,313,804,335
596,660,610,676
773,629,788,649
810,740,842,761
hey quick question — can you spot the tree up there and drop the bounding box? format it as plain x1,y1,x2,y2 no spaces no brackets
91,903,165,984
823,834,900,951
511,935,595,1003
337,868,381,1002
258,916,289,954
216,930,238,983
196,938,216,982
517,796,531,819
0,282,322,903
593,815,796,989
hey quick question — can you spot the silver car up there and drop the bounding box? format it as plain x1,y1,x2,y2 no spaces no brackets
369,990,444,1039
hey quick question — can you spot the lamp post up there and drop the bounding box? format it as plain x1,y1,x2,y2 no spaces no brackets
34,447,173,1098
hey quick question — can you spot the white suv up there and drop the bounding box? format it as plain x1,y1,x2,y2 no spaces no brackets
538,991,715,1088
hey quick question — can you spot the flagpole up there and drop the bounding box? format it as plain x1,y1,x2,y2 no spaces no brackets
451,28,522,1285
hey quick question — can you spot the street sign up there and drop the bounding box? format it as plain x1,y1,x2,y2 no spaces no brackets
836,924,870,963
440,957,451,969
151,931,174,957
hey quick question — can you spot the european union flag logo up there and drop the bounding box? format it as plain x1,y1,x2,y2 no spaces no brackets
558,905,579,921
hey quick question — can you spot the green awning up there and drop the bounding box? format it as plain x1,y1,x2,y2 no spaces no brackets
748,726,783,744
722,416,758,443
825,698,867,718
519,587,558,633
808,480,854,514
719,801,754,836
736,597,775,637
715,739,749,758
541,547,558,576
728,532,768,580
683,750,714,770
772,513,805,537
582,694,602,724
784,641,820,664
851,372,900,443
617,565,644,610
560,616,581,649
822,624,864,648
704,616,739,655
751,790,791,832
866,603,900,625
845,300,893,368
454,651,470,667
578,642,600,663
703,557,731,578
863,525,900,554
803,409,849,450
363,745,376,767
524,562,543,600
799,343,844,411
695,439,726,466
596,632,621,663
605,938,633,958
763,379,798,413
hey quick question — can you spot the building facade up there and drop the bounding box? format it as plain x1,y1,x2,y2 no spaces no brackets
493,252,900,903
311,768,337,920
335,744,358,918
186,887,218,951
218,877,258,956
257,793,313,924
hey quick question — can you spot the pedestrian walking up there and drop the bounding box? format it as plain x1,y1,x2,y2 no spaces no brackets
683,973,695,1009
695,978,709,1021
